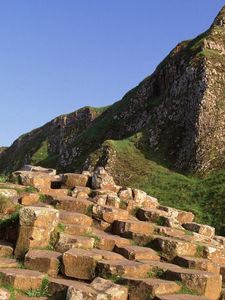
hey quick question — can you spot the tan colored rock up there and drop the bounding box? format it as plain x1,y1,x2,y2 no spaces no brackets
52,195,93,214
15,206,59,258
71,186,91,198
62,173,89,188
96,259,151,278
118,188,133,201
159,206,195,223
91,249,126,261
91,277,128,300
55,233,95,252
89,230,132,251
182,222,215,238
0,268,45,290
143,195,159,209
25,249,62,277
63,248,102,280
151,236,197,260
133,189,148,206
106,193,121,208
201,244,225,264
67,284,108,300
155,226,186,238
19,193,39,206
0,258,19,268
0,242,13,257
137,207,168,222
92,167,119,192
64,224,92,236
173,256,220,274
112,219,155,238
92,205,129,223
119,277,180,300
165,268,222,300
114,245,160,261
20,165,56,175
59,210,93,226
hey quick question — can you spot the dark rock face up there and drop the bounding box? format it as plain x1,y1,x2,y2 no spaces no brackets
0,6,225,174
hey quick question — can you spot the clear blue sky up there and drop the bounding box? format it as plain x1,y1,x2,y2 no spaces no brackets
0,0,224,146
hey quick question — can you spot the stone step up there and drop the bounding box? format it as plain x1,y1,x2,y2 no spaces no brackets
50,195,93,214
155,295,210,300
92,204,129,224
112,219,155,238
24,249,62,277
182,223,215,238
0,257,19,268
173,256,220,274
164,268,221,300
59,210,93,226
138,260,182,273
154,226,186,238
0,241,14,257
62,248,102,280
137,207,168,223
63,224,92,236
55,233,95,252
114,245,160,261
158,206,195,224
118,277,181,300
90,277,128,300
62,173,90,188
96,259,151,278
0,268,45,290
150,235,197,260
89,229,132,251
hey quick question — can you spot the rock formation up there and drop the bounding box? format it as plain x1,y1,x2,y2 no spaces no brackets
0,165,224,299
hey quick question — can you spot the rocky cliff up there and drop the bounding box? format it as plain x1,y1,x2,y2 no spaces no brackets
0,7,225,176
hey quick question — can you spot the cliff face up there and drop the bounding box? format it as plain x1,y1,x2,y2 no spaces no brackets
0,6,225,175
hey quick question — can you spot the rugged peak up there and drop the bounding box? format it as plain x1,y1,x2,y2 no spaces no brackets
211,6,225,27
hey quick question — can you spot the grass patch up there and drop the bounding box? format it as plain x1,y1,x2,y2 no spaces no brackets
25,276,50,297
84,232,101,247
0,175,8,183
176,281,199,295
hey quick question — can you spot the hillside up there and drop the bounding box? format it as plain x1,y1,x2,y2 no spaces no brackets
0,7,225,232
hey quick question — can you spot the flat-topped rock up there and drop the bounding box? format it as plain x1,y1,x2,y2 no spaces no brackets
15,206,59,258
19,193,39,206
118,277,181,300
51,195,93,214
0,241,13,257
67,284,108,300
113,219,154,238
114,245,160,261
91,248,127,261
89,229,132,251
159,206,195,223
64,224,92,235
24,249,62,277
62,173,90,188
59,210,93,226
63,248,102,280
138,260,182,273
182,222,215,238
92,205,129,224
0,258,19,268
0,268,45,290
151,235,197,260
173,256,220,274
91,277,128,300
55,233,95,252
96,259,151,278
164,268,222,300
137,207,168,222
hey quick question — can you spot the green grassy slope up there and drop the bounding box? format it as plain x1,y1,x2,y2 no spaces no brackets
106,137,225,234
